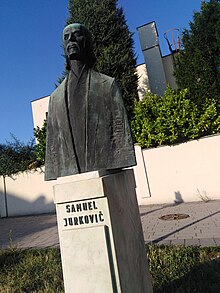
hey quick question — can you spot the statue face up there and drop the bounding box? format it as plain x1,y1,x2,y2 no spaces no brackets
63,26,86,61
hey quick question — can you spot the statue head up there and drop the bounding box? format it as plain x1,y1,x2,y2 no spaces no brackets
63,23,96,69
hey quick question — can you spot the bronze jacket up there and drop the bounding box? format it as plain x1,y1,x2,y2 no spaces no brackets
45,69,136,180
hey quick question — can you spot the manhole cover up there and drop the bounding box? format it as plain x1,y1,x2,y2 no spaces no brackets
159,213,190,221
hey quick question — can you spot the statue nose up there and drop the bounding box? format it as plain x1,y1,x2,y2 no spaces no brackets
69,33,76,41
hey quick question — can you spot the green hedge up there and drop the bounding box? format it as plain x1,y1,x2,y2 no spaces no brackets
34,119,47,165
131,86,220,148
0,136,35,176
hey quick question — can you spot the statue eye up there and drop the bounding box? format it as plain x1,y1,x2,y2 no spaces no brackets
64,34,69,40
74,31,81,37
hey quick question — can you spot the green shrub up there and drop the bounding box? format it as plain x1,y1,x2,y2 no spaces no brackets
0,136,35,176
131,86,220,148
34,119,47,165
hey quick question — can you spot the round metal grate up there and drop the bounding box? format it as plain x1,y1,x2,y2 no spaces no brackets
159,213,190,221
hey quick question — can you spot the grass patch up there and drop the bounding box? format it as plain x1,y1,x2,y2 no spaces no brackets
0,245,220,292
0,247,64,293
147,244,220,292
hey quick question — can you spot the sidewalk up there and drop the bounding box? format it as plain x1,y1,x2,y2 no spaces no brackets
140,200,220,246
1,200,220,249
0,213,59,249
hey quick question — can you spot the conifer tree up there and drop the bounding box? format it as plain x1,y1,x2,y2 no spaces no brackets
174,0,220,105
66,0,138,119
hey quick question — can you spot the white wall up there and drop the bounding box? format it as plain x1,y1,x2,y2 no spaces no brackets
0,168,55,217
32,96,50,129
1,134,220,217
135,134,220,205
136,63,150,100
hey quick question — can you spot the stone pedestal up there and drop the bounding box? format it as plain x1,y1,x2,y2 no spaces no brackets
54,169,152,293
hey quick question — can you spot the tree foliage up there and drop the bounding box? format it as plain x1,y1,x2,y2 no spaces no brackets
65,0,138,119
0,136,35,177
33,119,47,165
131,86,220,148
133,1,220,149
174,0,220,105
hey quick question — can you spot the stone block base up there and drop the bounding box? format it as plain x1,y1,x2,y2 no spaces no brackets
54,169,152,293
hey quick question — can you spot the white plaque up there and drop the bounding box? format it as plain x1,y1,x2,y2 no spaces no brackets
57,197,109,231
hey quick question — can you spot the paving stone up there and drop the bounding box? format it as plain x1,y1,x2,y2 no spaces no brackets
185,239,200,246
170,239,185,245
200,238,216,247
156,240,172,245
214,238,220,246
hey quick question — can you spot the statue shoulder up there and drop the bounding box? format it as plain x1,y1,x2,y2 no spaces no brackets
50,78,67,101
90,69,114,87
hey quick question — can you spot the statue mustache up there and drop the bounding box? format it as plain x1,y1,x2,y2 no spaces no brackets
67,42,81,52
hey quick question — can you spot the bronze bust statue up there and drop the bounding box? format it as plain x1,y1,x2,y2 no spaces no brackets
45,23,136,180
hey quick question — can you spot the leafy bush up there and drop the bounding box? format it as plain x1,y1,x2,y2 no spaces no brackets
131,86,220,148
0,136,35,176
34,119,47,165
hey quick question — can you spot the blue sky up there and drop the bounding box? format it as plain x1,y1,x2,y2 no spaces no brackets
0,0,204,144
